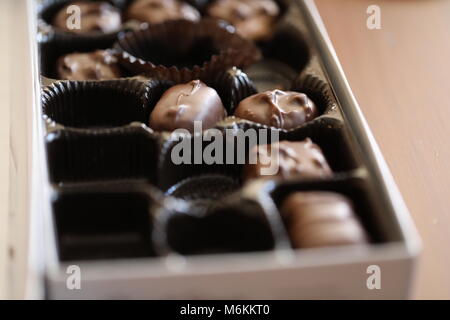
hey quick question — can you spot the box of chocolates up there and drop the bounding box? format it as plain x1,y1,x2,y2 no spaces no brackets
27,0,420,299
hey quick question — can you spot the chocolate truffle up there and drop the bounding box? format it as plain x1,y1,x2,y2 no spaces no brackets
243,139,332,182
56,50,122,80
207,0,280,41
52,1,122,33
280,192,368,248
125,0,201,24
235,90,318,130
149,80,227,132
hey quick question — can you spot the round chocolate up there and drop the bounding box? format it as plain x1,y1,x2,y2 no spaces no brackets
125,0,201,24
207,0,280,41
56,50,122,80
234,90,318,130
280,192,368,249
243,139,332,182
52,1,122,33
149,80,227,132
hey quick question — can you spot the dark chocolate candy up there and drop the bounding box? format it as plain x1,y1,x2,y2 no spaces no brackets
149,80,227,132
125,0,201,24
280,192,368,248
234,90,318,130
243,139,332,182
52,1,122,33
206,0,280,41
56,50,122,80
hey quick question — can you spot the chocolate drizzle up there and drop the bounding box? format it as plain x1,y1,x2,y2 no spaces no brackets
149,80,227,132
243,139,333,182
235,90,319,130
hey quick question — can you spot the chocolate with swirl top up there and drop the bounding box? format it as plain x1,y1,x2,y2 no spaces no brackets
234,90,318,130
149,80,227,132
243,139,332,182
125,0,201,24
52,1,122,33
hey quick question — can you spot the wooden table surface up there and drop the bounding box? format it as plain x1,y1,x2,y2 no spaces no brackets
314,0,450,299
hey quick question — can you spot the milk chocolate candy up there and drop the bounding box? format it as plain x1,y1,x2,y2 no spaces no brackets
243,139,332,182
149,80,227,132
280,192,368,248
207,0,280,41
234,90,319,130
52,1,122,33
125,0,201,24
56,50,122,80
